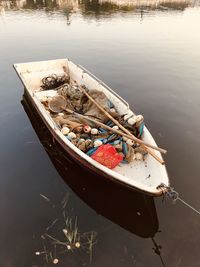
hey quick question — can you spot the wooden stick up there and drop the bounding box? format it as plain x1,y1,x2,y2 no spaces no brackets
142,146,165,165
79,86,167,155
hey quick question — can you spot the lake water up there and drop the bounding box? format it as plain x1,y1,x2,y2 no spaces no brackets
1,0,200,266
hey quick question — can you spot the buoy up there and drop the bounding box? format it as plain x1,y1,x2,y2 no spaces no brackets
78,141,86,151
83,125,91,133
126,139,134,146
61,127,70,135
110,108,116,113
128,117,136,126
136,115,144,123
62,229,68,235
135,152,143,160
94,140,103,147
68,132,76,139
91,128,98,135
53,258,59,264
85,139,92,150
112,125,119,130
75,242,81,248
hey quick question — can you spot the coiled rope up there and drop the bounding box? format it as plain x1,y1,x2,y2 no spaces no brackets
157,183,200,216
41,74,69,90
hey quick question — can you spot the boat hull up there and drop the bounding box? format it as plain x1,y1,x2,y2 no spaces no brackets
14,58,169,196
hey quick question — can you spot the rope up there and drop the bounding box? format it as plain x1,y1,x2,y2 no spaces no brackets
177,197,200,216
41,74,69,90
157,183,200,216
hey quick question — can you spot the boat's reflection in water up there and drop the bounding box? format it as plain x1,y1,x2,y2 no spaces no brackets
22,92,160,241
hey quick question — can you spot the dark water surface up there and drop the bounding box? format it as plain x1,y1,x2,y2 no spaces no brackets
1,0,200,266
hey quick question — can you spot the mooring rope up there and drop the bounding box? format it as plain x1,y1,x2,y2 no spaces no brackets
157,183,200,216
176,197,200,216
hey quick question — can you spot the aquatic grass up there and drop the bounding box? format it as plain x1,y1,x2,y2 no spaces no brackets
62,192,70,209
36,192,97,265
43,244,49,265
40,194,50,202
45,218,58,232
81,231,97,265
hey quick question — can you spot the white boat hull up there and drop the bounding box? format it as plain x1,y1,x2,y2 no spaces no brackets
14,58,169,196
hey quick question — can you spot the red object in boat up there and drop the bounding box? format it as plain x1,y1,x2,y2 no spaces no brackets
91,144,123,169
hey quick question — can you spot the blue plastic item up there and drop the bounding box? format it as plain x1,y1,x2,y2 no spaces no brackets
107,99,114,108
99,128,107,133
122,141,128,156
86,147,98,156
106,120,114,127
139,122,144,137
121,159,129,164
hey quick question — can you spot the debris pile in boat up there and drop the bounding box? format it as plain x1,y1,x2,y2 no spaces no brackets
38,74,146,168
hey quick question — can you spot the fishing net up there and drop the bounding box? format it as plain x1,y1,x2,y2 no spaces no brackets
48,95,67,113
83,90,113,122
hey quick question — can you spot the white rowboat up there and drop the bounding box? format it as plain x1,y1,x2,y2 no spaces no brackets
14,58,169,196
